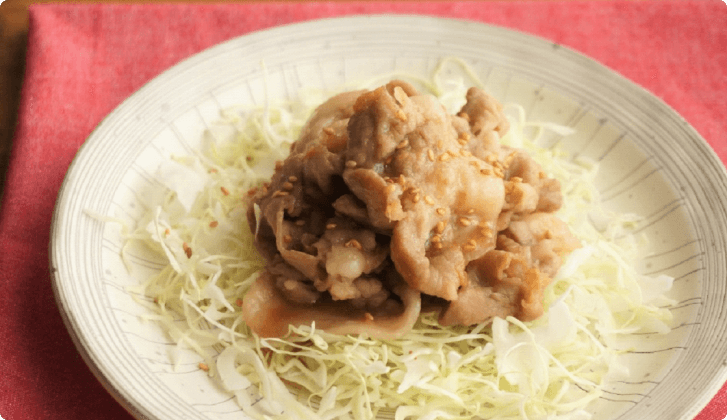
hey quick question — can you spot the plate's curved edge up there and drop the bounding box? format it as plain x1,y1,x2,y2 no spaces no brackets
49,208,154,420
48,13,726,420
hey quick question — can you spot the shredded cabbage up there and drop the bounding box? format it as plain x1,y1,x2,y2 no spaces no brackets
116,58,674,420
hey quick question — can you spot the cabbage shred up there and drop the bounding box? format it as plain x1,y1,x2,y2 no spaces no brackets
120,60,674,420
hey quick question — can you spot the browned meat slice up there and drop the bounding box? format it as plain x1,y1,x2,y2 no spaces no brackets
243,80,579,338
242,269,421,339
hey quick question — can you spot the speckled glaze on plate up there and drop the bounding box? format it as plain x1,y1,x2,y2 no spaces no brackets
50,15,724,420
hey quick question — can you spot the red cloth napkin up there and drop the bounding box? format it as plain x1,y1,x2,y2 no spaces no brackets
1,2,726,419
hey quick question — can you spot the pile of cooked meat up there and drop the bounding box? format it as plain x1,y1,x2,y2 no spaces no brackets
242,80,580,339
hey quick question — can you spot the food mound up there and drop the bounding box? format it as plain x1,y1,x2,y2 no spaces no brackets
243,81,580,339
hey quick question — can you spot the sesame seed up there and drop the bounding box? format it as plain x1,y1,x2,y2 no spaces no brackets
323,126,335,135
435,220,447,233
346,160,357,168
396,109,408,121
220,186,230,196
345,239,363,250
431,235,442,243
438,153,451,162
326,223,337,230
183,242,193,258
199,362,209,372
458,217,472,227
424,195,435,205
436,208,446,216
283,279,297,290
396,139,409,150
288,175,298,182
209,221,219,228
428,149,435,162
365,312,375,321
282,182,294,190
272,190,289,198
413,193,421,203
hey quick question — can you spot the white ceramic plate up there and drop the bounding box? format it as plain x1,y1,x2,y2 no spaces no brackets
50,15,726,420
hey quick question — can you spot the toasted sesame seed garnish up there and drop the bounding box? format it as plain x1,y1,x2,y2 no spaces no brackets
460,132,471,142
345,239,363,250
282,182,294,190
510,176,523,183
436,207,446,216
480,168,492,176
220,186,230,196
424,195,435,205
413,193,421,203
346,160,357,168
396,139,409,150
435,220,447,234
396,109,408,121
480,226,493,238
365,312,375,321
458,217,472,227
288,175,298,182
209,221,219,228
428,149,435,162
458,112,470,122
283,279,297,290
386,184,397,193
199,362,209,372
326,223,337,230
430,234,442,243
183,242,193,258
272,190,289,198
323,126,335,135
438,152,451,162
434,242,443,250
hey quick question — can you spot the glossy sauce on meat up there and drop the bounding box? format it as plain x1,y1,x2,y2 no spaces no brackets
243,81,579,338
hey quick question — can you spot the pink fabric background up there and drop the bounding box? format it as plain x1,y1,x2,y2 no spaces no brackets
1,1,726,419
